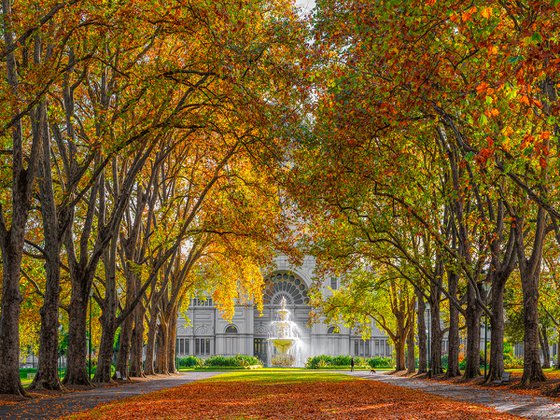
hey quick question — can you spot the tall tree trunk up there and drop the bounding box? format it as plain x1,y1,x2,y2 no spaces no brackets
63,277,92,386
31,118,64,391
463,282,482,379
446,271,460,377
129,304,146,377
487,279,506,382
521,272,546,384
416,289,427,374
429,297,443,375
94,321,116,383
144,313,158,375
540,326,551,369
0,3,43,394
168,312,178,374
394,336,406,371
94,235,118,383
557,329,560,369
116,317,133,379
155,322,169,374
406,311,416,374
0,240,27,396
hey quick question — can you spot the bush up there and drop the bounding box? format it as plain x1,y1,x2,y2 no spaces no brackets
367,357,393,368
177,356,203,368
19,368,37,380
504,357,524,369
305,355,386,369
203,355,261,367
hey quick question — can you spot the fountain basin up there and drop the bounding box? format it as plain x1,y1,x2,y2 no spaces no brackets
271,338,296,354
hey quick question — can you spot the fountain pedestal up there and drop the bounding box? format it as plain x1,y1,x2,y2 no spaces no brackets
268,297,302,367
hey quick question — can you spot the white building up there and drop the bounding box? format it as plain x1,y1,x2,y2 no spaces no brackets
175,255,392,364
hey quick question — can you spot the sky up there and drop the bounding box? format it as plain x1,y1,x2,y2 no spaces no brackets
295,0,315,14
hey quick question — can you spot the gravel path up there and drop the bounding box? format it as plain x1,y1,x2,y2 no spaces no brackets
344,371,560,419
0,371,221,419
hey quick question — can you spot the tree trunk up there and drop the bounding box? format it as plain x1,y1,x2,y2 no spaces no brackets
144,313,158,375
429,298,443,375
94,236,118,383
406,312,416,374
446,271,460,377
416,289,427,373
94,321,116,383
0,241,26,396
0,0,43,397
63,280,91,386
129,304,146,377
30,109,64,391
463,282,481,379
540,326,551,369
155,322,169,374
167,310,178,374
520,271,546,385
394,336,406,371
116,316,133,379
486,280,506,383
557,329,560,369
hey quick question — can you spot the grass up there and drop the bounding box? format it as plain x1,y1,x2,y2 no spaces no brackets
201,368,356,384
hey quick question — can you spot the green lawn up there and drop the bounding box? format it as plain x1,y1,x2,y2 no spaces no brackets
201,368,357,384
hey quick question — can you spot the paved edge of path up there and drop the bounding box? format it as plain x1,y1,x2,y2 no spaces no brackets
342,371,560,419
0,371,222,420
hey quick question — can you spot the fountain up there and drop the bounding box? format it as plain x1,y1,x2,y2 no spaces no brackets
268,296,305,367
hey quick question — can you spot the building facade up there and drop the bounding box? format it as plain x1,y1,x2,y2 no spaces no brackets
175,255,392,365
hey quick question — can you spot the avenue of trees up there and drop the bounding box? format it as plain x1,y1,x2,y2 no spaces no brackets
291,0,560,388
1,0,560,398
0,0,305,395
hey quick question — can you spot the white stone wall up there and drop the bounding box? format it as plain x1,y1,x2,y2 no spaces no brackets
175,254,392,362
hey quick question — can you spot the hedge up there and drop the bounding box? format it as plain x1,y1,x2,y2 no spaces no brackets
306,355,393,369
203,355,262,367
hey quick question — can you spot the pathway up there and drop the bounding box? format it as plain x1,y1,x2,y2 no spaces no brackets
0,371,221,419
345,371,560,419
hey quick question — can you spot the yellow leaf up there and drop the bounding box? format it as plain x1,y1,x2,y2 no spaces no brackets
481,7,492,19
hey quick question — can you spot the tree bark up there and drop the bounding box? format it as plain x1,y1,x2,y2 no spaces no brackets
0,0,43,395
167,312,178,374
63,277,92,386
446,271,460,377
486,279,506,382
540,326,551,369
516,208,547,385
429,296,443,375
394,336,406,371
463,281,482,379
30,105,64,391
557,329,560,369
155,321,169,374
129,304,147,377
416,289,427,374
94,229,119,383
406,309,416,374
144,313,158,375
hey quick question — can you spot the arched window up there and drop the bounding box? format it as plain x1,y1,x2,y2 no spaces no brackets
225,325,238,334
327,326,338,334
263,272,309,305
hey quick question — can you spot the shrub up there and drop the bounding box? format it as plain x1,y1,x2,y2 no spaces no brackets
19,368,37,380
177,356,202,368
203,355,261,367
504,357,524,369
306,355,384,369
367,357,393,368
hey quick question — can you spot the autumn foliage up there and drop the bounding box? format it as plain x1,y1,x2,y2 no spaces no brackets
69,375,517,419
